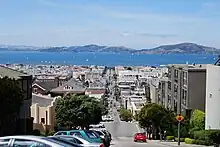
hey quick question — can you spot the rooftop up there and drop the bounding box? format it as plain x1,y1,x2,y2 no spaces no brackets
0,66,29,79
32,93,54,107
168,64,207,71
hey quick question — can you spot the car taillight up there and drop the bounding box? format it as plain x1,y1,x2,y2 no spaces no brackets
100,143,104,147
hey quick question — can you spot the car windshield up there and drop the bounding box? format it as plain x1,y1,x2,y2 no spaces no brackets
94,131,103,136
136,133,145,136
84,130,99,139
45,137,82,147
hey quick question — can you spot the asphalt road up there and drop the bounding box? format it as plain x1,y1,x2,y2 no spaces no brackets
110,138,167,147
103,70,169,147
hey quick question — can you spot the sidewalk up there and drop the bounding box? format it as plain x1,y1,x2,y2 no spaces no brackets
149,140,213,147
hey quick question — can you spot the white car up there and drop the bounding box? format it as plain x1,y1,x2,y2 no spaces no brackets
90,123,105,128
49,135,104,147
0,135,82,147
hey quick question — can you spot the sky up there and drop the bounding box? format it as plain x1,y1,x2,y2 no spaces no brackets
0,0,220,49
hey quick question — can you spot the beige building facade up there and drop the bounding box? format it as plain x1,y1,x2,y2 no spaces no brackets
31,94,60,132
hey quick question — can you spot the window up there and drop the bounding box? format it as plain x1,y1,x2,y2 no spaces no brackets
174,69,178,78
85,131,99,139
183,72,187,79
41,118,45,124
0,139,10,147
33,88,37,93
12,139,49,147
168,81,171,90
73,138,83,144
70,132,83,138
174,84,178,92
55,132,67,135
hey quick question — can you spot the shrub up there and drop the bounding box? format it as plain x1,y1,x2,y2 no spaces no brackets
185,138,195,144
46,130,56,136
194,139,213,146
175,137,185,142
166,136,175,141
193,130,206,140
32,129,41,136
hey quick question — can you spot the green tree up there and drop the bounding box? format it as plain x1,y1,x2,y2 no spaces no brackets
119,108,133,122
0,77,24,136
100,95,109,116
138,103,175,140
55,94,102,130
190,109,205,132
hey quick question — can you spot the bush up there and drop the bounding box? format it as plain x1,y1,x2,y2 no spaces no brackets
174,137,185,142
32,129,41,136
166,136,175,141
46,130,56,136
193,130,206,140
185,138,195,144
194,139,213,146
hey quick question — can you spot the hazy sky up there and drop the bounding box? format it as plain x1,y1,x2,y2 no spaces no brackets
0,0,220,48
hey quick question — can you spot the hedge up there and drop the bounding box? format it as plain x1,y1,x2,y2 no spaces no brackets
166,136,175,140
185,138,195,144
175,137,185,142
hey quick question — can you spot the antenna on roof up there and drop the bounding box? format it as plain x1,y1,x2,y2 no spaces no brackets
214,55,220,66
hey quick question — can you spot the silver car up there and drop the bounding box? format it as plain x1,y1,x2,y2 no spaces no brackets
0,135,83,147
51,135,104,147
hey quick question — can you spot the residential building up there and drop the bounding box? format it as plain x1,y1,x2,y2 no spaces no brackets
157,77,169,108
32,80,59,95
0,66,33,135
168,64,206,117
50,78,86,96
85,88,106,99
205,64,220,130
31,94,59,132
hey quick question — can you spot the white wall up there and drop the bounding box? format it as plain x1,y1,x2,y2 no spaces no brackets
205,65,220,130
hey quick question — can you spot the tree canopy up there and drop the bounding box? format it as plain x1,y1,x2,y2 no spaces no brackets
0,77,24,135
190,109,205,131
55,94,103,129
119,108,133,122
99,95,109,116
138,103,175,139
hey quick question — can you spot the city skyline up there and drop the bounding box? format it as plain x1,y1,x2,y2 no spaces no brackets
0,0,220,48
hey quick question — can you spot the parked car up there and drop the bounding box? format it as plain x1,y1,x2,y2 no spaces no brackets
0,135,83,147
51,135,104,147
90,123,105,128
54,130,103,144
102,130,112,142
90,129,110,147
133,133,147,142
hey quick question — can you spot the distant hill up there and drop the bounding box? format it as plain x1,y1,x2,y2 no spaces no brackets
38,44,134,53
0,43,219,54
133,43,220,54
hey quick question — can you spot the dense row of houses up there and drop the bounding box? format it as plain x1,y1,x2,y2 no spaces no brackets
0,65,108,135
116,64,220,120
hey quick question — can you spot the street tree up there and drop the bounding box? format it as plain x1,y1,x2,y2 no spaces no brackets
0,77,24,135
138,103,175,140
190,109,205,131
55,94,102,130
119,108,133,122
99,95,109,115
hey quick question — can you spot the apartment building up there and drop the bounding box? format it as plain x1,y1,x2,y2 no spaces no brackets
0,66,33,135
167,64,206,117
205,64,220,130
157,77,169,108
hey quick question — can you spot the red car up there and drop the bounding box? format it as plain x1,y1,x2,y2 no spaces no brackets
134,133,147,142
